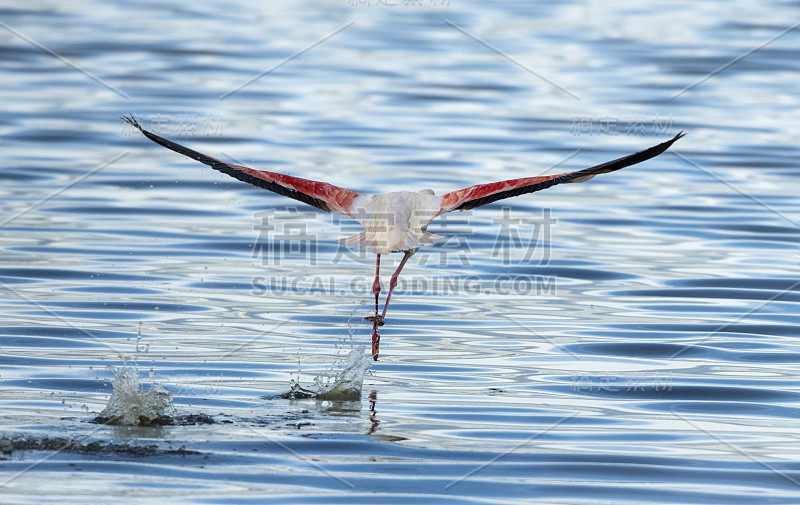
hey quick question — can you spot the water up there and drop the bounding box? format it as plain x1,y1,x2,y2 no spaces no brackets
2,0,800,503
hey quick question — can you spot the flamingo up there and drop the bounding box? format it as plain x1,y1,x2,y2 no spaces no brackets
122,115,683,360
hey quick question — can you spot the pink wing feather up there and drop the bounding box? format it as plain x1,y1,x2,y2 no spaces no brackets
122,115,361,216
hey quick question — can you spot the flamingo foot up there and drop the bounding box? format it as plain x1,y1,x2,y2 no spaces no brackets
364,315,385,327
371,329,380,361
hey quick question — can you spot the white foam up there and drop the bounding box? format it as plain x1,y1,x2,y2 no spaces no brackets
313,348,373,401
99,363,175,425
98,326,175,425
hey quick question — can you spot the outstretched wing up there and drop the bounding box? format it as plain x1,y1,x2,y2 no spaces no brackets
438,132,684,213
122,115,362,216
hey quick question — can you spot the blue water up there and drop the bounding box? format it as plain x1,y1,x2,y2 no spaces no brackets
2,0,800,503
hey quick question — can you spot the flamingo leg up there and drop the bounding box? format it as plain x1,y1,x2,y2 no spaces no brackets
371,254,381,320
364,254,382,360
379,250,412,321
364,251,411,361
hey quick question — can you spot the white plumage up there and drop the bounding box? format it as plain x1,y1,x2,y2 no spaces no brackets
341,190,444,254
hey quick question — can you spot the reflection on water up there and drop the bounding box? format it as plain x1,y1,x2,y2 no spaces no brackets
2,0,800,503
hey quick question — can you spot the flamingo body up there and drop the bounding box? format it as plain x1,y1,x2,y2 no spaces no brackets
343,190,443,254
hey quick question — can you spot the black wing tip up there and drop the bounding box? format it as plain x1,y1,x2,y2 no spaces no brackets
655,130,685,153
121,114,143,132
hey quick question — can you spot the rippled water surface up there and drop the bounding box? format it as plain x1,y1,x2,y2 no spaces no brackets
2,1,800,503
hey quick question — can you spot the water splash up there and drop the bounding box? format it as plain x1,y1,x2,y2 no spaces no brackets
313,348,373,401
98,363,175,425
283,348,372,402
97,326,175,426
